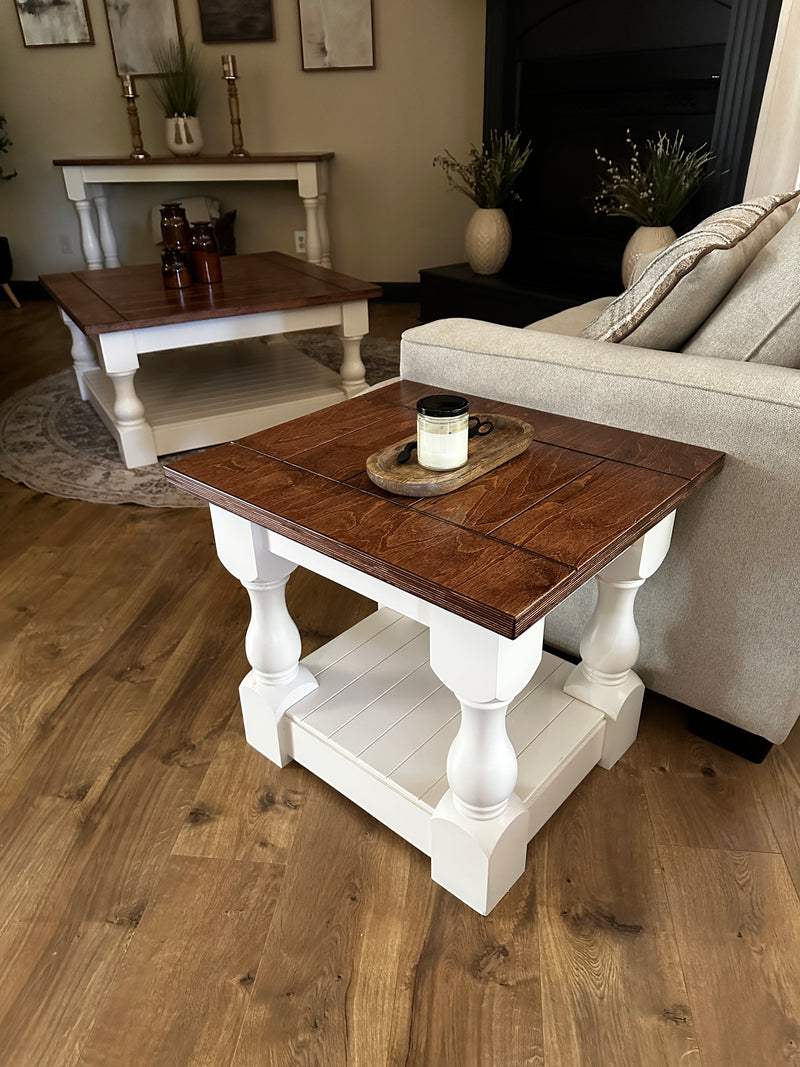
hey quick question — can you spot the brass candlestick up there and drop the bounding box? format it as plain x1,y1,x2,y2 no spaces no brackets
120,75,149,159
221,55,249,158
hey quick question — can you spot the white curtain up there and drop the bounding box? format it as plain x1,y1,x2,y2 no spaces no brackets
745,0,800,196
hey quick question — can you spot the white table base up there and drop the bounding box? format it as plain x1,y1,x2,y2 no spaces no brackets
209,506,676,915
61,297,370,469
58,159,332,271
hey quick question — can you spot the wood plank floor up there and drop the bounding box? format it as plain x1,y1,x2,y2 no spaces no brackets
1,298,799,1066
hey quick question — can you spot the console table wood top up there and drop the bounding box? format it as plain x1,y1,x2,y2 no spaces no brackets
165,379,725,639
40,251,381,335
53,153,334,166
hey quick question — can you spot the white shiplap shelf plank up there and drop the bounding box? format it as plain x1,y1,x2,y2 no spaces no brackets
273,609,611,856
86,339,347,458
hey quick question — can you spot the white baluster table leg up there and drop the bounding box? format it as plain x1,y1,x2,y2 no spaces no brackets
428,610,545,915
96,332,157,468
74,199,103,270
337,300,369,397
210,507,318,766
60,310,100,399
564,512,676,768
318,192,331,268
298,161,325,266
93,192,121,268
302,196,323,265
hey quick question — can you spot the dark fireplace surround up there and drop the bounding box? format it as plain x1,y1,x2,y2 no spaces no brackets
420,0,781,326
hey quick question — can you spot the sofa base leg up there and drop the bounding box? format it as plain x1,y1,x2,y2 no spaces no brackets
688,709,773,764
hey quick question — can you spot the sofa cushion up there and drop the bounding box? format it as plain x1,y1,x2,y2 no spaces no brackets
682,200,800,367
579,191,800,350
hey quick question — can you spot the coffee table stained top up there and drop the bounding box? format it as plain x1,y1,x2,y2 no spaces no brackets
39,251,382,335
165,380,725,639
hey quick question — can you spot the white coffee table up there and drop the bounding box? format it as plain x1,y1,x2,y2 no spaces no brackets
39,252,382,468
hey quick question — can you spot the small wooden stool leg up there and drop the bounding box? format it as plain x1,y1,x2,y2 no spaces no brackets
2,283,20,309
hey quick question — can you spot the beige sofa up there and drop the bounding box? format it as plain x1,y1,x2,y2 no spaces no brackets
400,192,800,748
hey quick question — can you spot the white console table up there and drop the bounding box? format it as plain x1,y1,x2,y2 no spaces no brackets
53,153,334,271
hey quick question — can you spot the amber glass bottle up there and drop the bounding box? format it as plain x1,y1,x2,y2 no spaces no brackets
161,249,193,289
160,202,191,252
190,222,223,285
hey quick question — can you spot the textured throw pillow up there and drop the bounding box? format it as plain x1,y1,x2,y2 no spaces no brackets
580,191,800,350
682,201,800,367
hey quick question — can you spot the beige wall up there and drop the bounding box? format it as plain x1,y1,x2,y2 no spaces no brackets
0,0,485,282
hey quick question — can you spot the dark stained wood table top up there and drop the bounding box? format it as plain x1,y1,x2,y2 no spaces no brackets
53,153,335,166
39,252,382,336
164,380,725,639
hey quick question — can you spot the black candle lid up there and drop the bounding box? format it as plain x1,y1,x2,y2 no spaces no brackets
416,394,469,417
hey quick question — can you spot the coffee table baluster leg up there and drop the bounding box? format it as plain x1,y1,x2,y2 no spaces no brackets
97,333,157,468
60,310,99,400
338,334,367,396
337,300,369,397
564,511,676,768
428,612,544,915
209,507,319,767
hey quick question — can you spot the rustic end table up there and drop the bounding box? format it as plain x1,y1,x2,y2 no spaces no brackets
165,381,724,914
40,252,381,469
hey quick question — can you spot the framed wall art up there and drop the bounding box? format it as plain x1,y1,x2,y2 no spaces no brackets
198,0,275,42
298,0,374,71
14,0,93,47
103,0,181,76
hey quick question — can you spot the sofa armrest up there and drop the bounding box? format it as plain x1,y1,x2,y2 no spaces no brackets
399,318,800,744
400,317,800,415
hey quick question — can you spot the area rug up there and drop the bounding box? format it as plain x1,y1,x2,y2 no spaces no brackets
0,333,401,508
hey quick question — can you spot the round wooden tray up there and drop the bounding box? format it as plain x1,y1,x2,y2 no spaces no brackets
366,414,534,497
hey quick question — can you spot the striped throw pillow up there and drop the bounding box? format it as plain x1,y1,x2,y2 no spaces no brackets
580,191,800,350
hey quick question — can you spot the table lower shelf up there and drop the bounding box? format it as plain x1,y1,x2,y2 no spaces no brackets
246,607,606,858
85,338,346,458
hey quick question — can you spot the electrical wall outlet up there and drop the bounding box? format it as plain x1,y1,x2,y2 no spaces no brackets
58,234,73,254
294,230,307,255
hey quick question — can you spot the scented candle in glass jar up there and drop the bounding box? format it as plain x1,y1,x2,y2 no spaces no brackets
416,394,469,471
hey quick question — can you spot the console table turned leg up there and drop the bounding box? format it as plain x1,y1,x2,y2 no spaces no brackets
209,507,318,767
74,199,104,270
564,511,676,768
302,196,323,265
60,310,100,399
93,193,121,268
318,193,331,268
428,611,544,914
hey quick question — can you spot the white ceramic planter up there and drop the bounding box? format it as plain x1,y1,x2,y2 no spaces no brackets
464,207,512,275
165,115,203,157
621,224,676,287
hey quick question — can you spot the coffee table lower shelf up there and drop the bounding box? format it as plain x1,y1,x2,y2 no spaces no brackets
246,606,605,860
83,339,346,459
